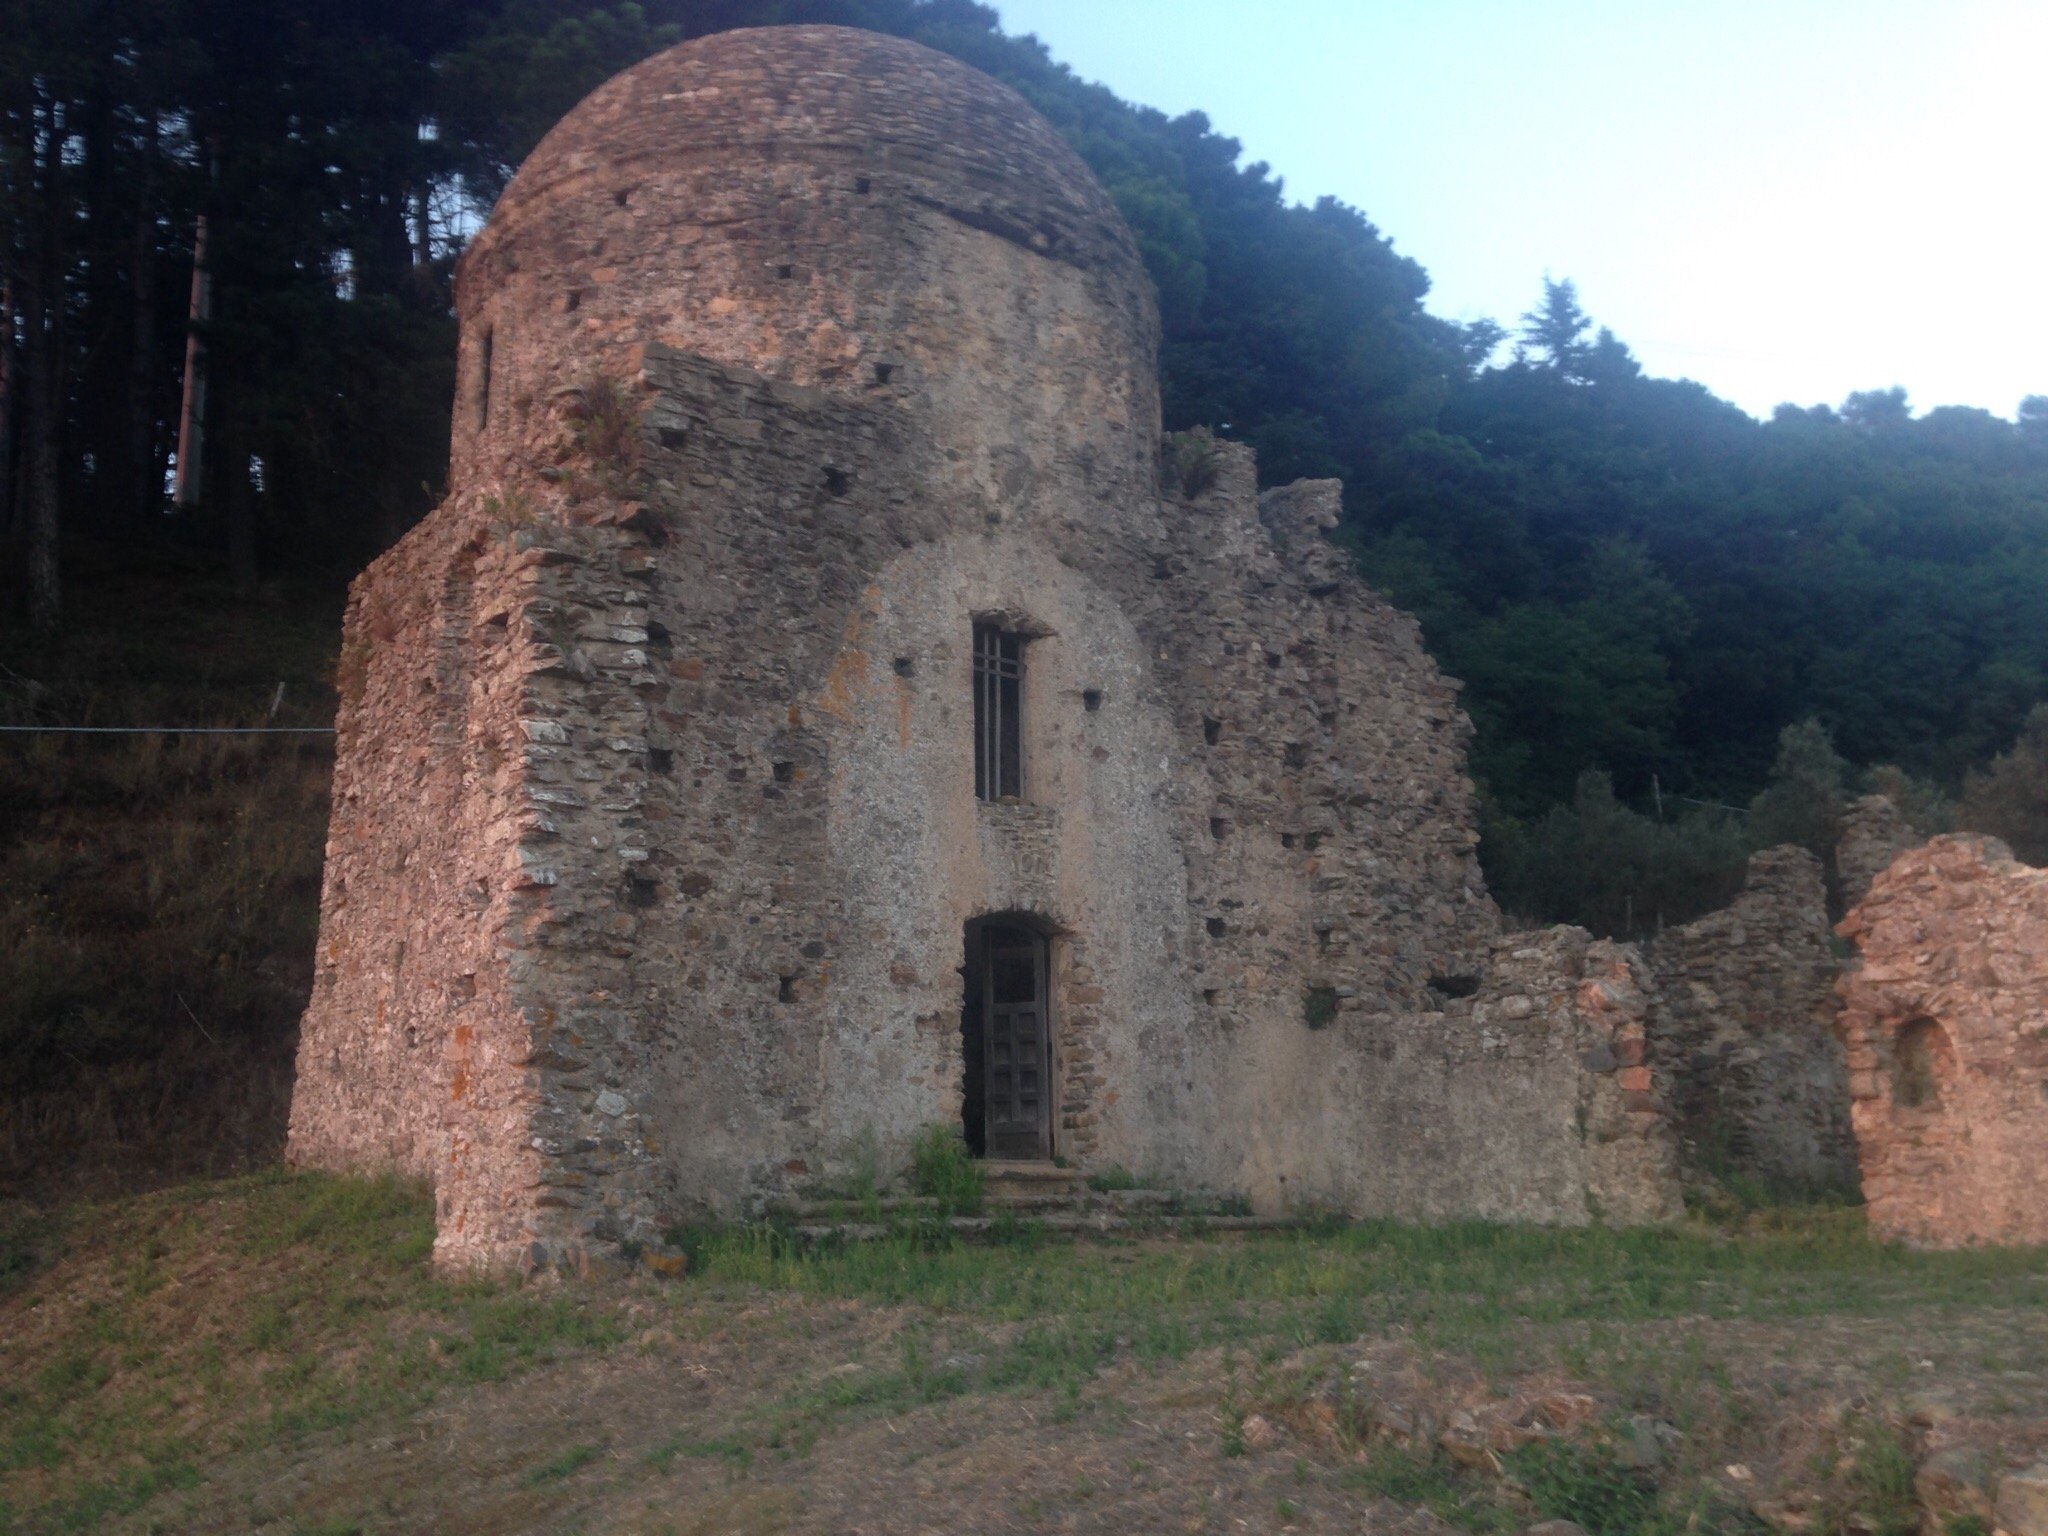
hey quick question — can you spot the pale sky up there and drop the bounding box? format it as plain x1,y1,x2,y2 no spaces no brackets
992,0,2048,421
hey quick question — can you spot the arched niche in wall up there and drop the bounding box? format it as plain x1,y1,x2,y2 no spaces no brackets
1891,1016,1956,1111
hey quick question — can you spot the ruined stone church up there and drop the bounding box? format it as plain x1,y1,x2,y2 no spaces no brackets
288,24,1681,1272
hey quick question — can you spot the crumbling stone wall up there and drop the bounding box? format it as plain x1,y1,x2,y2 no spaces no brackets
1261,927,1682,1225
1835,834,2048,1247
290,25,1679,1270
286,512,547,1264
1645,847,1857,1195
1837,793,1921,909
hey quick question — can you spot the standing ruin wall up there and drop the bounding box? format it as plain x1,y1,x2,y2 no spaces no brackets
1646,847,1857,1196
1835,834,2048,1247
1837,793,1922,909
287,25,1681,1271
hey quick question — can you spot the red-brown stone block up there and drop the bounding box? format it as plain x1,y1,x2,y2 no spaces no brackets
1835,834,2048,1247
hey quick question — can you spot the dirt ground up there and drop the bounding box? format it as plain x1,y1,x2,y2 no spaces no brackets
179,1309,2048,1536
6,1175,2048,1535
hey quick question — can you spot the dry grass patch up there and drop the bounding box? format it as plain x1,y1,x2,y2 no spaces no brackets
0,563,342,1194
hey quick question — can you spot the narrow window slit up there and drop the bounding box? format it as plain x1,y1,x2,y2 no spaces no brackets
973,622,1024,801
474,327,493,433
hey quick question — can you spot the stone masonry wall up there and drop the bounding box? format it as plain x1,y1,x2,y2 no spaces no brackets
289,25,1681,1268
1835,834,2048,1247
1646,847,1857,1195
1837,793,1922,910
1251,926,1683,1225
289,506,560,1267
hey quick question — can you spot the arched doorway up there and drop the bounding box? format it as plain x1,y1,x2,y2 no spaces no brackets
960,917,1052,1160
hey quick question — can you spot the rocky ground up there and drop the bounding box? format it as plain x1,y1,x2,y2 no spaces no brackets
5,1173,2048,1534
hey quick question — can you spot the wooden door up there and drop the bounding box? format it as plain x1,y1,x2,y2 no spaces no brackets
980,924,1050,1160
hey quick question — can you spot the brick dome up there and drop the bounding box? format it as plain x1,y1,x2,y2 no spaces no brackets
472,25,1140,282
449,26,1161,494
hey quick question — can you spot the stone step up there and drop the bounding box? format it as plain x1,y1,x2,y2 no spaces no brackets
978,1160,1089,1200
784,1182,1249,1222
788,1211,1301,1245
1099,1187,1241,1212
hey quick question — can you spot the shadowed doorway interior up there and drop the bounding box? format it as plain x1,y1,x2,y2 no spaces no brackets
959,918,1051,1160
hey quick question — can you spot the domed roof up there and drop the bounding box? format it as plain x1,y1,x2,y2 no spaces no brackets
447,23,1161,495
472,25,1139,278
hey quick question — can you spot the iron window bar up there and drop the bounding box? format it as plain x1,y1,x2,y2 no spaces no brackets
973,623,1023,800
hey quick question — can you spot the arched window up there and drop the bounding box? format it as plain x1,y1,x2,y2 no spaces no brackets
1892,1017,1954,1110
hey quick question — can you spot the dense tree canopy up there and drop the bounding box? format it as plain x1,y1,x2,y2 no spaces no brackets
5,0,2046,870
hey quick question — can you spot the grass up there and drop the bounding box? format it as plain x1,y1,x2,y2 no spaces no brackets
1507,1440,1673,1535
1800,1416,1927,1536
678,1207,2048,1342
0,1171,623,1533
907,1125,984,1217
523,1441,606,1486
6,1172,2048,1531
653,1206,2048,1509
644,1434,753,1475
1349,1447,1515,1532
